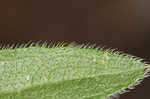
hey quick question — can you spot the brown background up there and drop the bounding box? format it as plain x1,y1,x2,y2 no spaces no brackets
0,0,150,98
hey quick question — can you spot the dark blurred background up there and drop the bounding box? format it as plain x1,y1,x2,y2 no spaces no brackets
0,0,150,98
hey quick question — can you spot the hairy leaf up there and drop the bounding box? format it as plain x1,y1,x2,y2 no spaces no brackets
0,46,147,99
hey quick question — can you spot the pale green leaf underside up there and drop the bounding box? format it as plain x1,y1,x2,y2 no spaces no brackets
0,46,147,99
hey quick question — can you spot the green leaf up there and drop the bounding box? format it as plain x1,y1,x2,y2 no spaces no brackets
0,46,147,99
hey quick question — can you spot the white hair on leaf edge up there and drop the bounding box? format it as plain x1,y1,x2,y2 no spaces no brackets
0,41,148,65
0,40,148,65
108,93,120,99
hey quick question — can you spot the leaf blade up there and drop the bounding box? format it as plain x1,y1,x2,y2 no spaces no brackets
0,46,147,99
